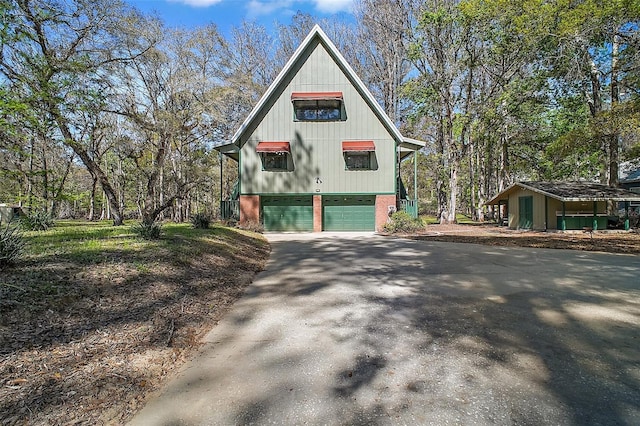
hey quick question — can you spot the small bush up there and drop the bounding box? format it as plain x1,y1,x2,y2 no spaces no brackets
238,220,264,233
132,221,162,240
190,212,211,229
0,223,25,268
21,210,54,231
383,210,424,234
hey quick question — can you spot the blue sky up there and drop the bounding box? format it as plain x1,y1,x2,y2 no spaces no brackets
127,0,355,34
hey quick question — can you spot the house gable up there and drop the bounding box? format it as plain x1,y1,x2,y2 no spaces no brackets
231,25,405,148
236,26,404,196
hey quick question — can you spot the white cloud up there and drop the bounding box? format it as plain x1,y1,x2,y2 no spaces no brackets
169,0,223,7
246,0,295,19
313,0,353,14
245,0,353,19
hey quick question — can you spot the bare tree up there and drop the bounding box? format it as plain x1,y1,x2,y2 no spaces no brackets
351,0,414,123
0,0,158,225
111,24,233,225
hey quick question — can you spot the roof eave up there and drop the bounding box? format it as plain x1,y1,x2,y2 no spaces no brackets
485,183,519,205
213,141,239,161
400,137,426,151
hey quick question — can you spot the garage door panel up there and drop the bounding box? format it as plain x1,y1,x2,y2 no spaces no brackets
323,196,375,231
262,196,313,231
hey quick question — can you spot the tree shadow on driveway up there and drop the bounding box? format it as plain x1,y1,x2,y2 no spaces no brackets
130,235,640,425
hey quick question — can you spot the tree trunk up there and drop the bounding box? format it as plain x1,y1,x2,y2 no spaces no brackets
41,140,49,213
499,132,509,191
475,136,486,221
50,153,74,219
141,140,168,226
446,157,459,224
51,108,124,225
585,54,608,184
608,31,620,188
88,175,98,221
436,119,447,220
470,135,476,220
27,137,34,208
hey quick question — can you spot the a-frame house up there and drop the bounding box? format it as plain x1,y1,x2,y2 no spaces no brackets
216,25,424,232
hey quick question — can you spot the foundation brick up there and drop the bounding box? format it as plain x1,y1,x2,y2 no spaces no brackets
239,195,260,226
313,195,322,232
375,194,397,232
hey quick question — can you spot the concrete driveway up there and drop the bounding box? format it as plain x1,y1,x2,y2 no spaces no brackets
130,233,640,425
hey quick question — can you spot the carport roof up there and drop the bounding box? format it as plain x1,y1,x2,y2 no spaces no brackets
487,181,640,204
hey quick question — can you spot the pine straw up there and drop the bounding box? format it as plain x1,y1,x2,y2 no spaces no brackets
0,225,269,425
407,224,640,254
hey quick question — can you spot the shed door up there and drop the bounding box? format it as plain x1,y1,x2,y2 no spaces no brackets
262,196,313,231
323,196,375,231
518,196,533,229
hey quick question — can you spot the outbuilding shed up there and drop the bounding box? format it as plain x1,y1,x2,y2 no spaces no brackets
486,181,640,231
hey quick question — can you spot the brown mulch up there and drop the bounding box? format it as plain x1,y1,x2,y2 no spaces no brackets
0,229,270,426
406,224,640,254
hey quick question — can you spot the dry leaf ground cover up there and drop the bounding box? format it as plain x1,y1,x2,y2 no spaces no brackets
0,221,269,425
408,224,640,254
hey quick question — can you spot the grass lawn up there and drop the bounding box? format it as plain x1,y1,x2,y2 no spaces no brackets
0,220,269,425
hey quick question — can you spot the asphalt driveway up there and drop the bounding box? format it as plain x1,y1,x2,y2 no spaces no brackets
130,233,640,425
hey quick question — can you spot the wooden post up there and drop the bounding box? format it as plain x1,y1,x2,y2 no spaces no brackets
544,196,548,231
414,151,418,203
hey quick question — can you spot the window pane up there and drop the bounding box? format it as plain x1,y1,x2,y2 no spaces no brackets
293,99,342,121
296,108,318,120
264,153,287,170
346,153,370,170
317,99,340,109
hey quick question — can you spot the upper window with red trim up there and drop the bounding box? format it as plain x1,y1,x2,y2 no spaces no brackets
291,92,345,122
342,141,375,170
256,142,291,171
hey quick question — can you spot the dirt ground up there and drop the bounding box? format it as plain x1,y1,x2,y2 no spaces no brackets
0,228,270,426
408,224,640,254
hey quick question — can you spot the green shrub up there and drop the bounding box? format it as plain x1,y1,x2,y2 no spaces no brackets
382,210,424,234
131,221,162,240
21,209,54,231
190,212,211,229
0,223,25,268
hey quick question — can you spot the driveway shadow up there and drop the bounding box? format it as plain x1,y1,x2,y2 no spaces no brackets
129,235,640,425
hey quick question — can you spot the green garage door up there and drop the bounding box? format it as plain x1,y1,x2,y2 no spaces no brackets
323,195,375,231
262,196,313,231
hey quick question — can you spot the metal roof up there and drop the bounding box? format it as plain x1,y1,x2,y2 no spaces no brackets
487,181,640,204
